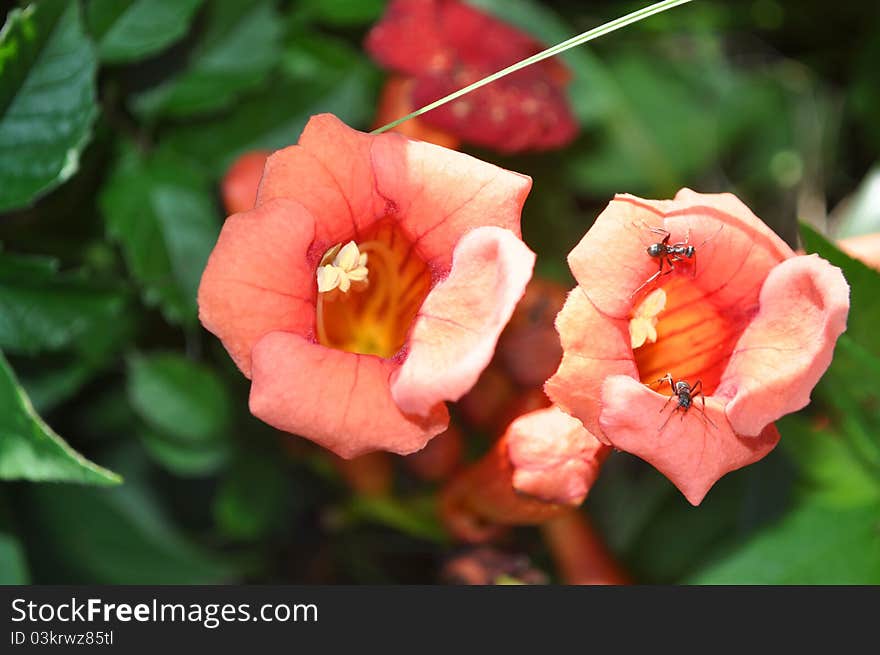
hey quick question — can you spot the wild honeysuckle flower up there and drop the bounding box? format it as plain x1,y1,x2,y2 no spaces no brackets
839,232,880,271
441,406,609,542
198,114,535,458
366,0,577,153
221,150,270,215
545,189,850,505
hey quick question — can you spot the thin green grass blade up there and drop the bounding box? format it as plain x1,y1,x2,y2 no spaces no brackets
372,0,696,134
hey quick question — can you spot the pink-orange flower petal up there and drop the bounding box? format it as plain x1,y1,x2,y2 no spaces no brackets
198,198,316,377
391,226,535,416
440,406,608,541
598,375,780,505
566,194,671,318
256,115,384,245
249,332,449,458
718,254,850,436
544,288,637,440
508,407,609,506
548,189,849,505
200,114,535,459
371,134,532,269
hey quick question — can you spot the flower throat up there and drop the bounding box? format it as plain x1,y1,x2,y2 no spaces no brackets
316,221,432,359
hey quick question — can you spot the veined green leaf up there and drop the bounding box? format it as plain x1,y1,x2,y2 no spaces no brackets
127,352,232,444
0,250,127,356
0,351,120,485
0,1,98,211
100,146,219,325
87,0,203,64
131,1,282,119
689,498,880,584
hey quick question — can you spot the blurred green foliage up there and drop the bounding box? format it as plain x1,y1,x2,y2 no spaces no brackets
0,0,878,584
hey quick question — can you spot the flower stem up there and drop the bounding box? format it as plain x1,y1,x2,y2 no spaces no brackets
372,0,696,135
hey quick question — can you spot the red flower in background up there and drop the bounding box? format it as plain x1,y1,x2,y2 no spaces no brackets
373,77,463,150
367,0,578,153
199,115,535,458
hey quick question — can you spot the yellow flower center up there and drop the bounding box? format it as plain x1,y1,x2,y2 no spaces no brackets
315,221,432,358
631,276,748,395
629,288,666,349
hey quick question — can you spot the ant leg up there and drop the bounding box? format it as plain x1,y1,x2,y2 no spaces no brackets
630,258,666,297
634,220,669,240
691,381,718,430
659,394,677,415
650,374,677,414
697,224,725,249
631,221,669,244
657,405,678,434
649,374,675,392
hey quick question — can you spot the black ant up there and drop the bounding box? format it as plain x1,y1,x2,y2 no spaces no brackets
650,373,717,433
631,224,722,297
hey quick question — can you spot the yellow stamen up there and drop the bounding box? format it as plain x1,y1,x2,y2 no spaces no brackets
630,288,666,349
316,241,369,294
314,222,432,358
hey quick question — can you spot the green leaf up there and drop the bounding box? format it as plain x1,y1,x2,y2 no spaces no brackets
214,451,288,541
162,34,378,176
564,51,743,197
100,146,219,325
690,498,880,584
800,222,880,358
19,360,102,414
0,497,29,584
86,0,203,64
0,530,29,584
779,414,880,507
345,495,448,543
0,1,98,211
0,351,120,485
139,428,231,478
586,454,676,554
127,352,232,444
299,0,385,26
0,250,127,355
806,336,880,484
131,1,282,119
22,454,237,583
